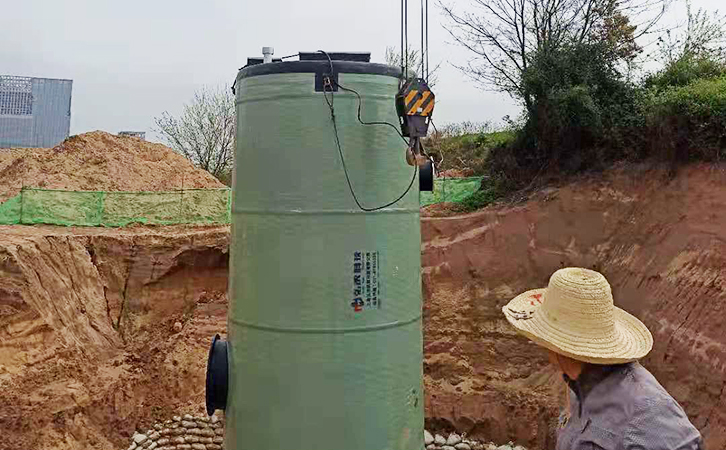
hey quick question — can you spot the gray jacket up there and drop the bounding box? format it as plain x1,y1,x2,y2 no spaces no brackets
556,362,703,450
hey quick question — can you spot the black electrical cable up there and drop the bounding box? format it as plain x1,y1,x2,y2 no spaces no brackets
327,97,418,212
320,51,406,141
318,50,418,212
335,82,408,142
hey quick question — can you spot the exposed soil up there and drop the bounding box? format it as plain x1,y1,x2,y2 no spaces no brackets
421,163,726,449
421,202,463,217
0,131,223,202
0,225,229,450
1,163,726,450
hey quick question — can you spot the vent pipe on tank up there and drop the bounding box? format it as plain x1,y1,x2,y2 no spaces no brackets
262,47,274,63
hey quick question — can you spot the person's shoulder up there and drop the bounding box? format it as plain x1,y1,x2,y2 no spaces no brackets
624,363,672,401
623,364,702,449
623,364,688,420
595,363,664,411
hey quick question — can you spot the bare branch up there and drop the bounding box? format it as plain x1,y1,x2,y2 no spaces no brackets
439,0,671,101
154,85,236,183
385,45,443,87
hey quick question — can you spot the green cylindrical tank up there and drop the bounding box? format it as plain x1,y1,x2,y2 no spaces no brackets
226,53,423,450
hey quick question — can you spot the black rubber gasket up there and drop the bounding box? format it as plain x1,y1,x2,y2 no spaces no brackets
205,334,229,416
419,158,435,192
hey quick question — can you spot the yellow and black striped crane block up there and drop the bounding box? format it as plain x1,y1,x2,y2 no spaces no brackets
396,78,435,139
402,82,435,117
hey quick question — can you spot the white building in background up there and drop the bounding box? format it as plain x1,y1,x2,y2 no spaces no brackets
0,75,73,149
118,131,146,140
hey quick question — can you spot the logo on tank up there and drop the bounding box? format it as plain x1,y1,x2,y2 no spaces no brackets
351,251,381,312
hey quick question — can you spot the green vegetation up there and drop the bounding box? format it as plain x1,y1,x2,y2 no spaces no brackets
419,176,485,207
646,55,726,90
649,76,726,118
426,2,726,211
425,122,514,175
457,184,502,212
645,76,726,162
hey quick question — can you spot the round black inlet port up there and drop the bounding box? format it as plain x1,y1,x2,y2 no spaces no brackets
420,158,435,192
205,334,228,416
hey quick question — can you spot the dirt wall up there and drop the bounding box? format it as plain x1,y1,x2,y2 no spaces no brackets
2,163,726,450
421,163,726,449
0,225,229,450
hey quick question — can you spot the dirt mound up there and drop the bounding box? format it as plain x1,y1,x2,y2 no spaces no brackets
0,131,223,202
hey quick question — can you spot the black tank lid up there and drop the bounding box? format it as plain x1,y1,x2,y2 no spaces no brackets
237,51,400,80
246,57,283,66
298,52,371,62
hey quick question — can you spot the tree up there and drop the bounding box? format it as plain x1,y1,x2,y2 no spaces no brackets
155,85,235,184
440,0,670,110
656,2,725,65
384,46,441,87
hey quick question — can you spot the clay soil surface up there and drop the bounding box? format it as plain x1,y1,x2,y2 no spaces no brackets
421,163,726,449
0,131,223,202
0,224,230,450
0,132,229,450
2,163,726,450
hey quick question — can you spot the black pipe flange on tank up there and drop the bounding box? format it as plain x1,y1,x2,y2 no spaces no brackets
205,334,228,416
420,158,435,192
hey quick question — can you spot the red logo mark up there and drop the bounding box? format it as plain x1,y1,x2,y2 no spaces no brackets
529,293,543,306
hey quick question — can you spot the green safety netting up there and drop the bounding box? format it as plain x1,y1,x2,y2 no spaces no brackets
420,177,484,207
0,194,22,225
0,188,232,227
0,179,481,227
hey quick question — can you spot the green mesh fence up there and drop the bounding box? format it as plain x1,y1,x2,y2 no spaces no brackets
0,194,22,225
420,177,484,207
0,188,231,227
0,179,479,227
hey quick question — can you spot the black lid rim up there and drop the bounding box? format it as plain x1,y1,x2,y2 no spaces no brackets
237,60,403,80
298,52,371,62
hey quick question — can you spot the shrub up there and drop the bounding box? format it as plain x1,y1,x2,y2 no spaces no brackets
645,55,726,90
424,123,515,176
500,40,647,176
650,76,726,117
457,184,502,211
646,76,726,161
426,2,726,210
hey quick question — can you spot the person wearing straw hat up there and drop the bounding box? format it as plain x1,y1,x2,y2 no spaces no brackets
503,267,703,450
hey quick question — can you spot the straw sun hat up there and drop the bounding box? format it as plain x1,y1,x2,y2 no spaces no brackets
502,267,653,364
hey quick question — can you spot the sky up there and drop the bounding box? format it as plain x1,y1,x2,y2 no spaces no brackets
0,0,720,143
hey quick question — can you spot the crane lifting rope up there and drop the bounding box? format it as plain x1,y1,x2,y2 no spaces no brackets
396,0,435,167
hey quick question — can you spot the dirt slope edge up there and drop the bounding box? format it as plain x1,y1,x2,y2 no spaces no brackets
2,162,726,450
421,163,726,449
0,225,230,450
